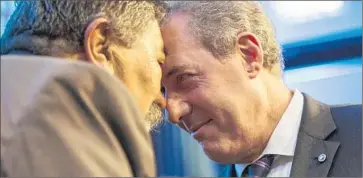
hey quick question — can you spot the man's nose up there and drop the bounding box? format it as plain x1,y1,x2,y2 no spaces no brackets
166,94,190,124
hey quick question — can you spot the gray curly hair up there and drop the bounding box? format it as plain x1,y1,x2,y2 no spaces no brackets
1,0,168,56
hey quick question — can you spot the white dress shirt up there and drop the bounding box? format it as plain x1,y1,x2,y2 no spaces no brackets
235,90,304,177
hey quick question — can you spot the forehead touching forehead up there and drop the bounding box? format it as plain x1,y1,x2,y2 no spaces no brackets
130,20,165,64
139,20,164,55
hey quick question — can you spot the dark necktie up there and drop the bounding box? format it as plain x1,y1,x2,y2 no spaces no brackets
242,154,276,177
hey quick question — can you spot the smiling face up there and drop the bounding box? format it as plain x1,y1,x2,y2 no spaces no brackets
161,13,274,164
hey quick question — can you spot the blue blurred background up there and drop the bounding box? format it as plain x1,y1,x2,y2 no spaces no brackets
1,1,361,176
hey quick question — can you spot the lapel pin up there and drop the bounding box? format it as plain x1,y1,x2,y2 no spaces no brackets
318,153,327,163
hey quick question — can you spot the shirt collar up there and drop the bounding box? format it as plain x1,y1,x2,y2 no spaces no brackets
235,90,304,175
261,89,304,157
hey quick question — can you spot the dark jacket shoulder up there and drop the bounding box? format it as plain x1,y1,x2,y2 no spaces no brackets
327,104,362,177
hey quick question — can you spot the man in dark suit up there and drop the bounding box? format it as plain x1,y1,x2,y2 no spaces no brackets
160,1,362,177
217,95,362,177
1,0,167,177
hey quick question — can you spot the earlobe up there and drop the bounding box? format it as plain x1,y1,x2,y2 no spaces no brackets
236,32,264,78
84,17,109,65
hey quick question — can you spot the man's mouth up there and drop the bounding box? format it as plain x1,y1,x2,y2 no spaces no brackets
188,119,212,133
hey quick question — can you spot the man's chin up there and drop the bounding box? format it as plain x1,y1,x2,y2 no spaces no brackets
145,102,163,131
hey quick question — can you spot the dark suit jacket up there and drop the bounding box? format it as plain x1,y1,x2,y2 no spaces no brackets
219,94,362,177
1,55,156,177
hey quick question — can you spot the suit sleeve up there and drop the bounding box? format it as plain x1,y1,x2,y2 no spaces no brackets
1,64,156,177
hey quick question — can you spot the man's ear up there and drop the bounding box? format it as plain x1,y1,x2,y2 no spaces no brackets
84,17,114,73
236,32,264,78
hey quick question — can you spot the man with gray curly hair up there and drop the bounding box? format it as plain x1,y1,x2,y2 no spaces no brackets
161,1,362,177
1,0,167,177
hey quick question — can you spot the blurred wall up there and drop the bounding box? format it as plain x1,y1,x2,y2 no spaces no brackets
1,1,14,37
284,57,362,105
262,1,362,44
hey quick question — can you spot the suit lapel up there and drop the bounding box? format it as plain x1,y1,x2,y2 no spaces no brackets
290,94,340,177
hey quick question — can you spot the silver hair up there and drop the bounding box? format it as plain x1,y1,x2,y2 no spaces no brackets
166,1,284,73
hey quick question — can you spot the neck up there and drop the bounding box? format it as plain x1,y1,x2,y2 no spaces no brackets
249,74,293,162
238,73,293,163
266,78,294,123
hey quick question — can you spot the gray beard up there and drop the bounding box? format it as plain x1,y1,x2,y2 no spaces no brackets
145,102,163,131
